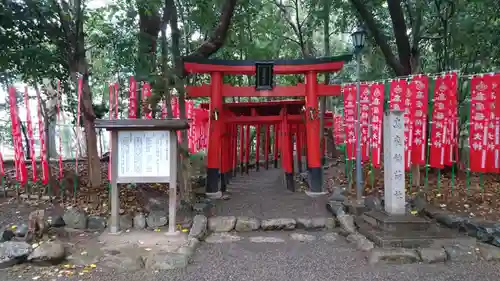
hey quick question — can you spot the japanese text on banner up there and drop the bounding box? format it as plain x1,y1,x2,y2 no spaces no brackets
469,75,491,172
410,75,429,165
369,83,384,168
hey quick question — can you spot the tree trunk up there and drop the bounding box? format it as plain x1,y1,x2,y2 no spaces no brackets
73,66,101,188
20,118,31,159
48,124,58,159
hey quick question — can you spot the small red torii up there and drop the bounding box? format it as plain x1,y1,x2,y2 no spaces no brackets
183,55,351,197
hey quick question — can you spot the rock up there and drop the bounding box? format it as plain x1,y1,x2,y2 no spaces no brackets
146,210,168,228
295,218,312,229
100,253,145,271
189,215,208,239
133,213,147,229
14,223,28,237
460,220,500,243
325,217,337,229
177,237,200,256
492,235,500,247
48,215,65,228
478,244,500,261
418,247,447,263
27,241,66,265
368,248,420,264
87,216,107,231
412,196,427,213
235,217,260,232
346,233,374,252
296,217,326,229
119,214,134,229
0,241,32,269
290,233,316,242
145,252,189,270
205,232,242,243
328,187,346,202
337,214,356,234
321,232,339,242
326,201,346,216
364,195,382,211
261,218,296,230
0,229,14,242
435,213,467,229
443,244,479,262
208,216,236,232
63,208,88,229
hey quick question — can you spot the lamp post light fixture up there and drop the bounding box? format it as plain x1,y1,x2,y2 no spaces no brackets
351,25,367,202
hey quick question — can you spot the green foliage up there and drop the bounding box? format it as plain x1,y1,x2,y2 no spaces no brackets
0,0,499,120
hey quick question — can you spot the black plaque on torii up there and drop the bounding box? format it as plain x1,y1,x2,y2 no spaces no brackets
255,62,274,91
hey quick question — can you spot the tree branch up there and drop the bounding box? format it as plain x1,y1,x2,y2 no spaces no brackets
387,0,412,74
186,0,237,58
349,0,406,75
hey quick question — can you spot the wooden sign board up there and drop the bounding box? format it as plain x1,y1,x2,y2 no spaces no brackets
116,131,172,183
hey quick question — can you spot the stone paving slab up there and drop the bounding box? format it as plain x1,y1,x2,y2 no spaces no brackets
214,169,330,219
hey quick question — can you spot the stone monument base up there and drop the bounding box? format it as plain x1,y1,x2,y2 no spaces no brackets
356,210,459,248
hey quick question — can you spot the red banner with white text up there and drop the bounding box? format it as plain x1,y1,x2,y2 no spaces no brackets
410,75,429,165
469,75,491,172
369,82,384,168
343,84,357,160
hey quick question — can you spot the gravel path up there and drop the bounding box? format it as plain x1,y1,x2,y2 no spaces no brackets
214,168,330,219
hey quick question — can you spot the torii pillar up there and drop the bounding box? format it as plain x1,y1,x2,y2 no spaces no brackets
305,71,325,196
206,72,222,198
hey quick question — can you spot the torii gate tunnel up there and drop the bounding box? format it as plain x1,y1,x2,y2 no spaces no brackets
183,55,352,197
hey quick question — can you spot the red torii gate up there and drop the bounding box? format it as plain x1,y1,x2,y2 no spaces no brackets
183,55,351,197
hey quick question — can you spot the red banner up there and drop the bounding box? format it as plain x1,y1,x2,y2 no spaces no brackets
389,79,407,111
410,75,429,165
36,91,49,185
494,74,500,173
429,76,452,168
161,99,168,119
128,76,137,119
56,81,64,180
469,75,491,172
369,83,384,168
9,87,28,185
360,84,370,162
486,74,500,172
24,87,37,182
390,79,411,169
443,73,458,166
108,83,119,182
0,151,4,177
333,115,344,145
403,80,414,170
75,77,83,174
142,82,152,119
343,84,357,160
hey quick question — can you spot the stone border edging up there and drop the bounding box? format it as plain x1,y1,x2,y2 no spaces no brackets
325,197,500,264
187,215,338,241
411,196,500,247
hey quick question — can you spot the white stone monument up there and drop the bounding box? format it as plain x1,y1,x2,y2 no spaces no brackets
383,110,406,215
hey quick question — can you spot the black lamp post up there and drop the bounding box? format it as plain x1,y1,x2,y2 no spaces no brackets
351,25,367,202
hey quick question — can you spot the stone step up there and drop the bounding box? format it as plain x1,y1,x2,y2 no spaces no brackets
361,210,432,232
356,219,459,248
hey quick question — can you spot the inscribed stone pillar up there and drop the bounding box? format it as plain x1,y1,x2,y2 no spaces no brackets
383,110,406,215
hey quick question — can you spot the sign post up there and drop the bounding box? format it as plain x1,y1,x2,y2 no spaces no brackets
95,119,189,234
